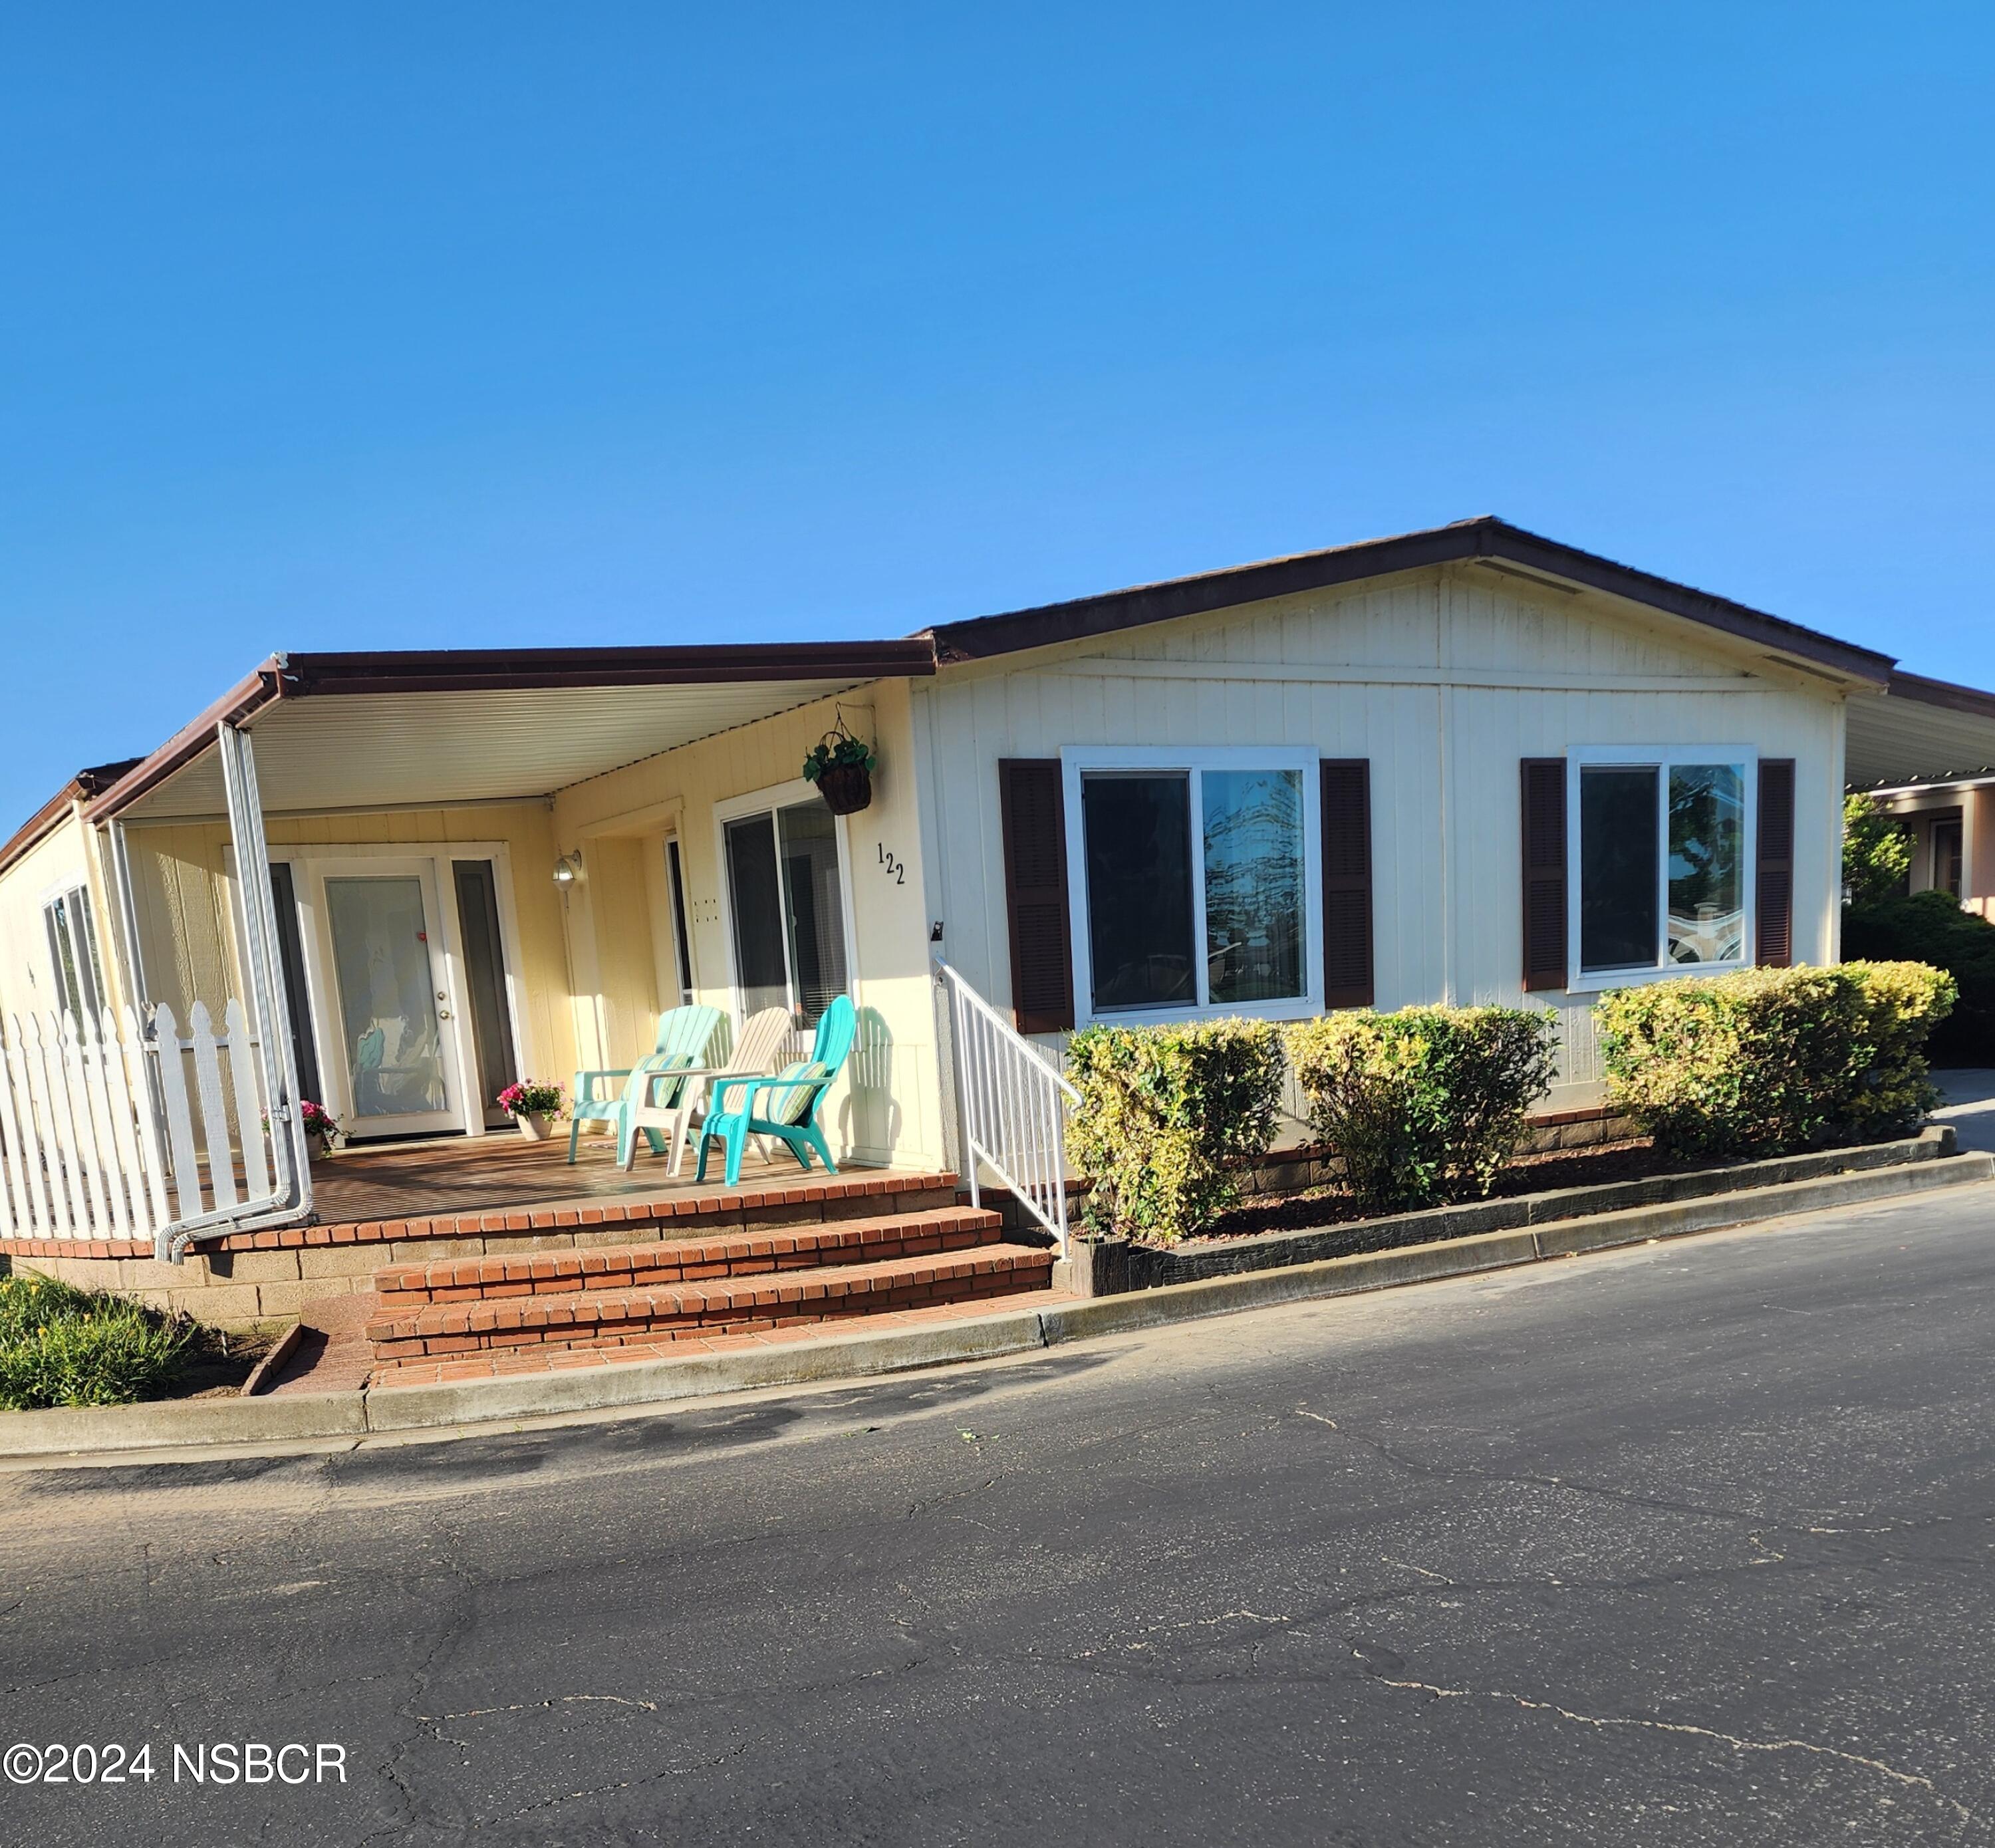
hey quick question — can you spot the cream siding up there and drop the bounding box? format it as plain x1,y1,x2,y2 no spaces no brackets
0,807,126,1022
914,563,1847,1115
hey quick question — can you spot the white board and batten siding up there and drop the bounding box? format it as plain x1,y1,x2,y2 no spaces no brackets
910,562,1845,1116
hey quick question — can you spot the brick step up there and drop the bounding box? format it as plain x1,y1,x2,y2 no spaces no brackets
366,1242,1055,1361
370,1206,1010,1313
213,1168,963,1259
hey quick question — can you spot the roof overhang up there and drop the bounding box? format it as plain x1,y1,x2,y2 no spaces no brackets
924,515,1897,690
1847,671,1995,789
90,640,938,826
0,757,143,878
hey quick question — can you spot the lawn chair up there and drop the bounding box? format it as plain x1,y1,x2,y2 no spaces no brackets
568,1004,726,1166
620,1004,794,1176
694,995,857,1188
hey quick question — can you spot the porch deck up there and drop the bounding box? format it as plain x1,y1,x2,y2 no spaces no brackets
305,1133,942,1237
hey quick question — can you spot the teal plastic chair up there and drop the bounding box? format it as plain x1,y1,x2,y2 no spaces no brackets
569,1004,726,1166
696,996,857,1187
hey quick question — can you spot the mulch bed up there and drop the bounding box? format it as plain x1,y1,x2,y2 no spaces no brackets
1191,1136,1684,1246
160,1327,277,1400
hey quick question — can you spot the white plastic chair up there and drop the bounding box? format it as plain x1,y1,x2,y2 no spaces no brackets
621,1005,796,1176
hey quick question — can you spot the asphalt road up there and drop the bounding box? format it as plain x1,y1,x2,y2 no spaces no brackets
3,1181,1994,1847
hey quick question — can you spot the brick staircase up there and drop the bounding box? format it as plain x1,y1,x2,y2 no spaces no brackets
364,1202,1054,1365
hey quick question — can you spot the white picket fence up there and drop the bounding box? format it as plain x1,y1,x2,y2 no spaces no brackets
0,1001,281,1246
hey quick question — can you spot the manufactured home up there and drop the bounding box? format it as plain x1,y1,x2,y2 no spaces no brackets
1,517,1988,1328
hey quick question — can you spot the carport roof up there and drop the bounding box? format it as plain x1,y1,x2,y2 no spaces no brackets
1847,672,1995,789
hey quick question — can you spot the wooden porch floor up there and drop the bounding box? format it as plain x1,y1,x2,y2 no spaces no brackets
306,1131,942,1234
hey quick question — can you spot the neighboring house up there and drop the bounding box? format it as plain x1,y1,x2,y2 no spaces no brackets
1,515,1989,1262
1844,672,1995,919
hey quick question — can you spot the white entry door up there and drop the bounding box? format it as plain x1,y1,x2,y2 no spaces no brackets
315,864,466,1138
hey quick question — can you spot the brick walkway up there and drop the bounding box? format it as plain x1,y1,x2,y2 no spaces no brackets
364,1285,1075,1390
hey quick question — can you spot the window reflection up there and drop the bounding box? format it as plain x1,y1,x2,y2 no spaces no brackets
1202,769,1304,1003
1666,765,1745,965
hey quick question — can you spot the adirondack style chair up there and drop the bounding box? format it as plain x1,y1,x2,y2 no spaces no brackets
619,1004,795,1176
695,995,857,1188
568,1004,726,1166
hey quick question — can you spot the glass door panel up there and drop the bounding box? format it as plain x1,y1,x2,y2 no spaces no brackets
723,797,851,1030
324,874,459,1134
724,814,791,1019
777,801,847,1025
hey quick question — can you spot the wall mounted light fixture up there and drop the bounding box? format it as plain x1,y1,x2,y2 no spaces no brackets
553,849,585,888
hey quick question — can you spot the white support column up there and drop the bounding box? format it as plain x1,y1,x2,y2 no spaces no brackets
207,722,312,1256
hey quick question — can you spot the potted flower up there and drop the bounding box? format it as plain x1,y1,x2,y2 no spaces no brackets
497,1079,565,1141
269,1101,341,1160
802,719,877,816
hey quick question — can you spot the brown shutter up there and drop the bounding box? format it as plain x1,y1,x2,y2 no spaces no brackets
1319,759,1373,1008
998,759,1075,1033
1756,758,1796,968
1521,757,1567,991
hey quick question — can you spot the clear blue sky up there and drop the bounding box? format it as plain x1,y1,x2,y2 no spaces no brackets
3,4,1990,829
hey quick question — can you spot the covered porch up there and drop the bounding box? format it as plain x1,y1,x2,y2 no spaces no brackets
1,638,958,1270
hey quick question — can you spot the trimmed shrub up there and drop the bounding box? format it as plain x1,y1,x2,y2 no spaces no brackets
1843,890,1995,1067
1285,1006,1561,1212
1065,1018,1287,1244
1595,961,1954,1162
0,1274,194,1410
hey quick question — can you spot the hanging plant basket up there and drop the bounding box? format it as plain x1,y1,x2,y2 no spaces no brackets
803,712,878,816
815,761,873,815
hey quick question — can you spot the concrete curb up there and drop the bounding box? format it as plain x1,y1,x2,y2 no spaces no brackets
2,1145,1988,1458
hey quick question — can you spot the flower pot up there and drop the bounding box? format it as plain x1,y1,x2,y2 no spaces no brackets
515,1112,556,1142
815,761,873,816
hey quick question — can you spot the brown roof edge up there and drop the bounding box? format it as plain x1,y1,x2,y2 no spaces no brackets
280,638,938,698
86,662,289,826
0,757,145,880
1881,668,1995,722
922,515,1899,686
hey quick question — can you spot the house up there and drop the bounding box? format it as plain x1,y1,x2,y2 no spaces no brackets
1843,672,1995,918
2,516,1989,1329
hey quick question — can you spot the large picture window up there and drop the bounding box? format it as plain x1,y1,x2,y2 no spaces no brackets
1066,751,1318,1024
1573,750,1753,984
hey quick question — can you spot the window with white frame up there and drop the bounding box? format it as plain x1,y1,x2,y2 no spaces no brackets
1066,750,1319,1022
1572,749,1754,983
42,884,106,1023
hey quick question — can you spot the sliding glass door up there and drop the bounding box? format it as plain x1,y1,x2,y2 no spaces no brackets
721,795,849,1027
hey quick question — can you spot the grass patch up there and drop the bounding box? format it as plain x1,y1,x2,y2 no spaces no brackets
0,1273,195,1410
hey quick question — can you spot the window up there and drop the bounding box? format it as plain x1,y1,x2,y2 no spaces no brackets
1930,817,1964,899
1572,751,1752,985
42,884,106,1023
720,793,849,1027
1067,751,1317,1023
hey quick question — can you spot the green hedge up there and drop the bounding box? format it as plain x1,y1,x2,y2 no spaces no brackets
1843,891,1995,1067
1064,1018,1287,1244
1595,961,1954,1162
0,1273,194,1410
1284,1006,1560,1212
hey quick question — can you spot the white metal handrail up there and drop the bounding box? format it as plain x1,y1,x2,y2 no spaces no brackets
936,958,1081,1252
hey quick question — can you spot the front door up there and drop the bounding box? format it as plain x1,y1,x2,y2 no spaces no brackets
319,866,466,1138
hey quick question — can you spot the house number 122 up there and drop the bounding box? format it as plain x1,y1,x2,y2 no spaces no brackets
877,845,905,885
